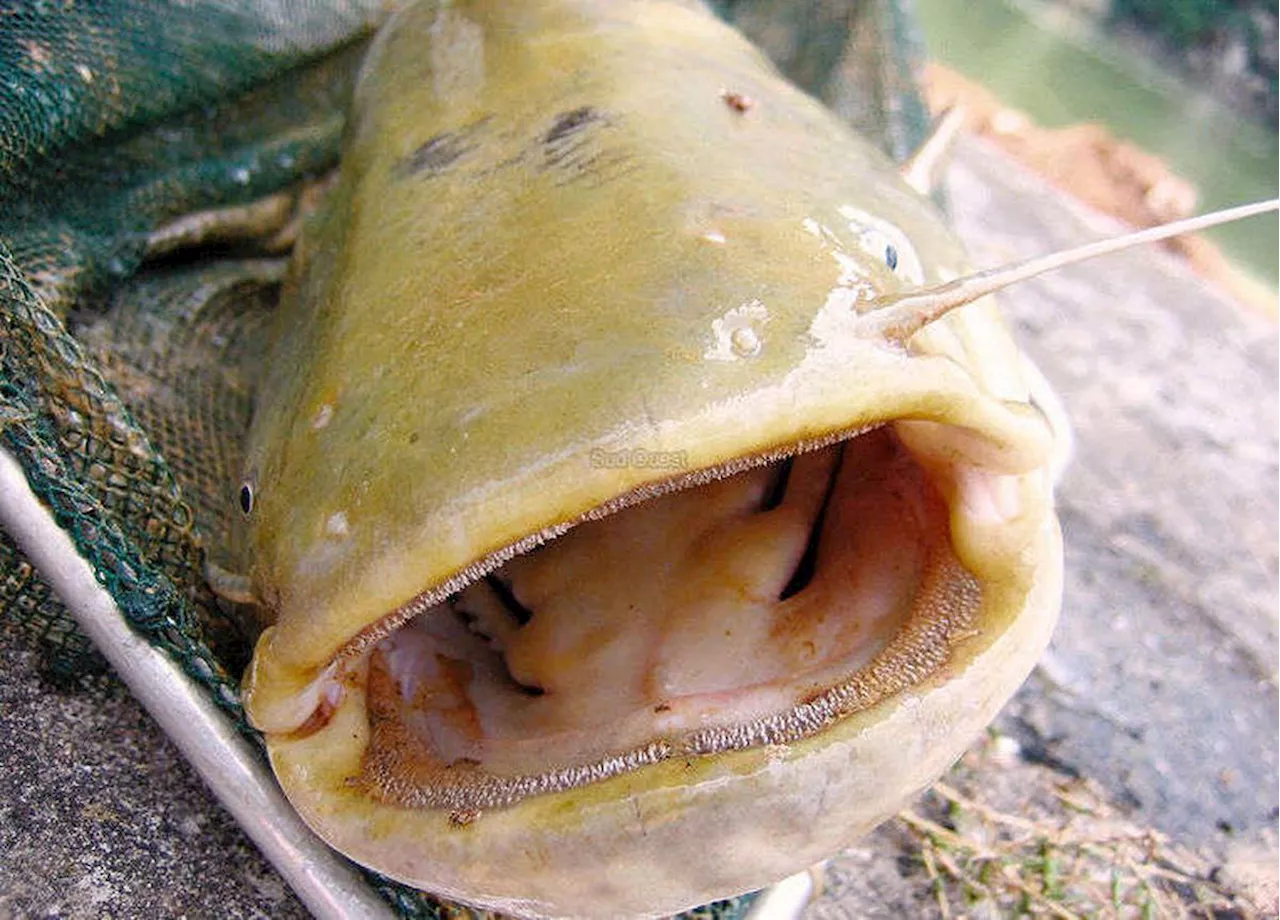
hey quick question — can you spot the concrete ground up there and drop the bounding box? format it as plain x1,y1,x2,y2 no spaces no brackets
947,135,1277,846
810,136,1279,916
1,136,1275,918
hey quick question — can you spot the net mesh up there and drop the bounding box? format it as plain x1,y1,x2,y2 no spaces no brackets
0,1,928,916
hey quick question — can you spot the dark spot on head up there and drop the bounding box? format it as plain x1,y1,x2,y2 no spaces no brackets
721,89,754,113
545,107,604,145
399,117,492,178
408,431,420,445
539,107,631,187
402,132,470,175
885,244,899,271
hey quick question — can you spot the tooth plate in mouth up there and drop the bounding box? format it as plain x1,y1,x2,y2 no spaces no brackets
356,428,980,811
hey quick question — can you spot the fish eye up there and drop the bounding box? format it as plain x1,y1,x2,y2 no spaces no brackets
238,481,255,516
837,204,925,285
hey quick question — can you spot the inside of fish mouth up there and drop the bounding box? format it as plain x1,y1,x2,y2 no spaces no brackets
347,425,982,811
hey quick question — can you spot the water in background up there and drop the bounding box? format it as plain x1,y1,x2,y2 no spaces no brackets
915,0,1279,288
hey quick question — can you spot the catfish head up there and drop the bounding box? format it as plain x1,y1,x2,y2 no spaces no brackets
236,1,1074,916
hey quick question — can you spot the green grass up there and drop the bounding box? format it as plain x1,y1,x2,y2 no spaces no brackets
915,0,1279,288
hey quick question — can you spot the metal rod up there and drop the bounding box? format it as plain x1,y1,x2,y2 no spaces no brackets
0,448,397,920
743,865,822,920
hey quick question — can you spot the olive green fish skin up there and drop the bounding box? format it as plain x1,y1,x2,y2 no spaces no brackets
244,0,1046,681
238,1,1060,916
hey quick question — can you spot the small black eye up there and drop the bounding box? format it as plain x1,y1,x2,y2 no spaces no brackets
238,482,254,515
885,244,898,271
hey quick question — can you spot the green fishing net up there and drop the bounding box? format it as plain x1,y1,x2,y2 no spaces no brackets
0,1,928,916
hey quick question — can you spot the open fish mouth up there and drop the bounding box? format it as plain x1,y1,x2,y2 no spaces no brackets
360,428,978,810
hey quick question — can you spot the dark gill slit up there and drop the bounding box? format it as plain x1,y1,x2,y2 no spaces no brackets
485,574,534,626
478,575,546,696
778,446,845,601
760,456,794,511
453,604,489,641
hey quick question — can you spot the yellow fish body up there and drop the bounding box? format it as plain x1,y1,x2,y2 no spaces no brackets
238,1,1061,916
